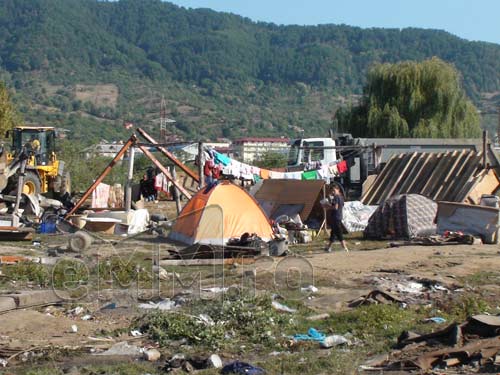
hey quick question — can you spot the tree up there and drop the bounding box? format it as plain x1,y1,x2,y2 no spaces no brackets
338,58,481,138
254,151,287,169
0,82,20,138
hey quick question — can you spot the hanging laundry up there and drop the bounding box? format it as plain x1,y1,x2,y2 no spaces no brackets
317,166,330,182
92,183,110,208
250,165,261,176
337,160,348,174
240,163,253,180
270,171,285,179
214,152,231,166
154,173,170,194
328,164,338,177
212,164,222,179
301,170,318,180
284,171,303,180
260,169,271,179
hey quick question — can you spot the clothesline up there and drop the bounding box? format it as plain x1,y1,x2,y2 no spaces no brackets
204,149,348,183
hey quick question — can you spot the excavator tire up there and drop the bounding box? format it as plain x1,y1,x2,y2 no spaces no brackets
11,171,42,195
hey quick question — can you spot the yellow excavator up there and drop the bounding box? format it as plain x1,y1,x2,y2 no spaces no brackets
0,125,70,196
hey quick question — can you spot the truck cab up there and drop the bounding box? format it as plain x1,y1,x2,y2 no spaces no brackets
287,138,337,171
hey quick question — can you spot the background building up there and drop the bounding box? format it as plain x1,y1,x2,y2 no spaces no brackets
232,137,289,163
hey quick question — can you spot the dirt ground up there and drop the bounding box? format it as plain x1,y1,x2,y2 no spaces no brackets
1,224,500,374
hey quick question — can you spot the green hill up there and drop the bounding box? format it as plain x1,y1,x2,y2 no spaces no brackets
1,0,499,143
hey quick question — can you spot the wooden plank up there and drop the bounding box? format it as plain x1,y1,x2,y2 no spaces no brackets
159,258,256,266
66,136,135,218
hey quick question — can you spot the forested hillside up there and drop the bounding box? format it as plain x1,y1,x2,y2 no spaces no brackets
0,0,499,143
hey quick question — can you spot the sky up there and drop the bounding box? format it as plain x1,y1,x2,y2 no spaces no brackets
167,0,500,45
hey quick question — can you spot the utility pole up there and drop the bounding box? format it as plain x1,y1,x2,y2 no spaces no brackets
160,96,167,142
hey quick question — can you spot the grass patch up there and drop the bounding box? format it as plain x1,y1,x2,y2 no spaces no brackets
138,295,294,352
461,271,500,287
18,362,159,375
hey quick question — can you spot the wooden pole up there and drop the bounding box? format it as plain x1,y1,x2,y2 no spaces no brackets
125,146,135,212
198,141,205,188
65,136,136,219
317,184,328,237
171,166,182,215
482,130,488,169
136,128,199,182
136,143,192,200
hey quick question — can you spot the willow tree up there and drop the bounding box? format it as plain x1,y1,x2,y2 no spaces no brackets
0,82,19,137
338,58,481,138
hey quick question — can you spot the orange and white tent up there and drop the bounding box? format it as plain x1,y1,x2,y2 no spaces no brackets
168,182,274,245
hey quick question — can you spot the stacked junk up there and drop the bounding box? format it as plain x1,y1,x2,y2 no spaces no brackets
0,128,297,262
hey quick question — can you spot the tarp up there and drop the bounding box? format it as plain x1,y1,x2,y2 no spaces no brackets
168,182,273,245
364,194,437,240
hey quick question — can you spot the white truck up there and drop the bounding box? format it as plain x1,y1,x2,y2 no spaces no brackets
287,137,338,170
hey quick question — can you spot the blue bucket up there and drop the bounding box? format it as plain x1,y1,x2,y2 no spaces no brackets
40,222,56,234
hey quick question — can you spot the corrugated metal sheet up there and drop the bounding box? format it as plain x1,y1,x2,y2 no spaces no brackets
253,180,325,221
361,150,500,205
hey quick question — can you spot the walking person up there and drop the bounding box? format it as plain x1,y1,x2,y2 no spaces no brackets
325,185,349,252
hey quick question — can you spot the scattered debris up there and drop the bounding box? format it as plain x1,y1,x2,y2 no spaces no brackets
320,334,350,348
271,301,296,314
221,361,266,375
208,354,223,368
138,299,177,311
293,328,325,343
96,342,143,357
423,316,447,324
300,285,318,293
143,348,161,362
306,313,330,321
349,289,405,308
368,314,500,371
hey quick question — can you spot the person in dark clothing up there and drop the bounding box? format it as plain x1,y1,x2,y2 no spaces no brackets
325,185,349,252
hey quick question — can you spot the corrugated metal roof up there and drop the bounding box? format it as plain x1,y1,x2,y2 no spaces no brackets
361,150,499,205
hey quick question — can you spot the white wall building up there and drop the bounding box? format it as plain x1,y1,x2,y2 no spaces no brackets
232,137,289,163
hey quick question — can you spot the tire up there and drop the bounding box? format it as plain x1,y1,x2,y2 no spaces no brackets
21,171,42,196
68,231,93,252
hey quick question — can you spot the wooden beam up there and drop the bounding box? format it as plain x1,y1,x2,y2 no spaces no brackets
65,136,136,218
136,128,199,182
136,143,192,200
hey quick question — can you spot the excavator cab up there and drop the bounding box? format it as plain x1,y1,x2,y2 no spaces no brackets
11,126,56,165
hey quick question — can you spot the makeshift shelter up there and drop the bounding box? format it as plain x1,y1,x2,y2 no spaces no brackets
362,151,500,205
364,194,437,240
252,179,326,223
436,201,500,244
168,182,273,245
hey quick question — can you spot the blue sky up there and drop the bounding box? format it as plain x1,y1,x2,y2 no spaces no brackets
168,0,500,45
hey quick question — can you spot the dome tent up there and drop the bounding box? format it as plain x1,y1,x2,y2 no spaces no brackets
168,182,274,245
